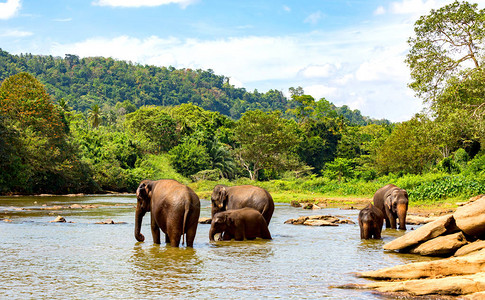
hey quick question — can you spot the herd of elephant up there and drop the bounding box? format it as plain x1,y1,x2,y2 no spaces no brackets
134,179,409,247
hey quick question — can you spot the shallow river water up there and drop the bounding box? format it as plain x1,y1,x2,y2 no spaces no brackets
0,195,435,299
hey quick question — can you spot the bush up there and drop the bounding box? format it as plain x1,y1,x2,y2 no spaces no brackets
169,139,211,177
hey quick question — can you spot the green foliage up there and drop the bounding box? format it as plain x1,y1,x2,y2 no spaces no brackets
169,138,211,177
376,115,439,174
323,158,356,182
124,106,178,153
234,110,300,180
406,1,485,102
409,175,485,201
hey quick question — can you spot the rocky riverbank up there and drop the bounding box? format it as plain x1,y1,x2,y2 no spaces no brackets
350,195,485,298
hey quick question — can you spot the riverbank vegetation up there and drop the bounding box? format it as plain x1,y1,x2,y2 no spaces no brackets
1,1,484,204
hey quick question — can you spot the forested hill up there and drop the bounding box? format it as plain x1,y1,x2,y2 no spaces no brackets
0,49,388,125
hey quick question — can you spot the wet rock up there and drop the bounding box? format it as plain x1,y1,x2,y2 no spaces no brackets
96,219,114,224
49,216,66,223
70,204,83,209
363,273,485,296
409,231,468,256
462,291,485,299
454,195,485,238
3,219,12,223
96,219,127,224
301,203,314,209
41,205,64,210
198,217,212,224
285,215,353,226
337,219,356,225
359,248,485,280
383,214,456,251
455,240,485,257
290,200,300,207
303,219,338,226
406,215,440,225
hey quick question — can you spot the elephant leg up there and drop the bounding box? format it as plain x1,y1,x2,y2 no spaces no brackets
374,226,382,239
389,214,397,229
168,228,182,247
234,229,244,241
185,224,197,248
151,219,161,244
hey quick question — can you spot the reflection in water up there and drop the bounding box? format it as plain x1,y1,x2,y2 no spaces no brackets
0,196,438,299
130,243,203,297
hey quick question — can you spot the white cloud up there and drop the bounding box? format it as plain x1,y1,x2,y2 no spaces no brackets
0,0,21,20
299,64,337,78
283,5,291,12
304,84,338,100
53,18,73,22
92,0,197,8
304,11,322,25
374,6,386,15
0,29,32,37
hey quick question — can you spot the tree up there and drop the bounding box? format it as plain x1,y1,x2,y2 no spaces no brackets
0,73,96,194
168,138,211,177
88,104,102,128
406,1,485,104
234,110,300,180
376,115,439,174
124,106,178,153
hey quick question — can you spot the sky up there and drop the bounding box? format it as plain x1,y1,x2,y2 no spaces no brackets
1,0,485,121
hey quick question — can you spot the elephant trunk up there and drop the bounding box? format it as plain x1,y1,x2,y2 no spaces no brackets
134,207,146,242
361,222,370,239
209,227,217,242
397,203,407,230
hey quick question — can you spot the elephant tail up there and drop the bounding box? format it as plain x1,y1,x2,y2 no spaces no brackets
182,200,190,246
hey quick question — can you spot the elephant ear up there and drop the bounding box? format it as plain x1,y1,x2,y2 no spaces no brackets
384,194,392,211
137,181,152,202
219,186,228,205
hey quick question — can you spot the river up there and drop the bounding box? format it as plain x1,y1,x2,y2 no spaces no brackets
0,195,435,299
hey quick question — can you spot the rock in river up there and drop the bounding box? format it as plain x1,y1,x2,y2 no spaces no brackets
285,215,354,226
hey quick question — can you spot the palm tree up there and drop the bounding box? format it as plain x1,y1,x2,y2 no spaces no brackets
207,137,238,179
88,104,102,128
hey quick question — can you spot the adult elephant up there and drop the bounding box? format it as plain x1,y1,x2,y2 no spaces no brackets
209,207,272,242
210,184,274,225
373,184,409,230
358,203,384,239
134,179,200,247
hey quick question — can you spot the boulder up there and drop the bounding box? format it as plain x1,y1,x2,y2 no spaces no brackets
383,214,456,251
364,273,485,296
70,204,83,209
198,217,212,224
285,215,353,226
455,240,485,257
454,196,485,238
359,248,485,280
49,216,66,223
461,291,485,299
409,231,468,256
303,219,338,226
406,215,440,225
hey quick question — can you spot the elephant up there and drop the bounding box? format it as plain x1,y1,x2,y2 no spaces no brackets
373,184,409,230
358,203,384,239
134,179,200,247
210,184,274,225
209,207,272,242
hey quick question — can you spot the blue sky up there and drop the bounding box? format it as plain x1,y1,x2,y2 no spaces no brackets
2,0,484,121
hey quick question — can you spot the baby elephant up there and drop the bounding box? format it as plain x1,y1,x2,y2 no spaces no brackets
209,207,272,242
358,204,384,239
